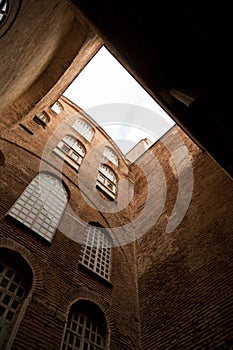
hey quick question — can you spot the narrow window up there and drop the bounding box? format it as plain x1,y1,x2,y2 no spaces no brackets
0,249,33,349
79,224,111,281
96,164,117,200
61,300,107,350
103,147,118,166
7,174,68,242
53,136,85,171
72,119,94,142
51,101,63,114
0,150,5,166
33,112,50,128
0,0,10,26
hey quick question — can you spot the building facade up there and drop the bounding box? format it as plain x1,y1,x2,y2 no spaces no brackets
0,1,233,349
0,95,141,349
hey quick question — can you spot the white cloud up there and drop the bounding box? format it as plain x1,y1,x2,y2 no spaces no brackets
63,46,175,154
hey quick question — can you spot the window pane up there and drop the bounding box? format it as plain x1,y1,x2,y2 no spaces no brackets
103,147,118,166
98,174,105,183
61,308,104,350
70,152,79,162
54,136,85,169
51,101,63,114
72,120,94,142
97,166,117,197
60,143,70,154
7,174,68,242
79,226,111,280
99,165,116,183
0,262,26,329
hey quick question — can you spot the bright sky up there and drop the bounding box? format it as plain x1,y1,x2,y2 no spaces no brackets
63,46,175,155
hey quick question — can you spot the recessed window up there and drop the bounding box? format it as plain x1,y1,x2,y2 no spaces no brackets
0,264,25,323
96,164,117,199
50,101,63,114
0,0,10,26
103,146,118,166
7,174,68,242
53,135,85,171
0,249,33,349
79,224,112,281
72,119,94,142
33,112,50,128
0,150,5,166
61,300,107,350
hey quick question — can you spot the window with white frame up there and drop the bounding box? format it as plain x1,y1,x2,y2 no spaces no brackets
7,174,68,242
72,119,94,142
79,225,112,281
51,101,63,114
96,164,117,199
103,147,118,166
61,300,107,350
0,249,33,350
33,112,50,128
53,135,85,171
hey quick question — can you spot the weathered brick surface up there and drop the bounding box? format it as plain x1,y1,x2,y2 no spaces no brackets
1,91,233,350
0,0,102,130
0,97,140,349
135,126,233,350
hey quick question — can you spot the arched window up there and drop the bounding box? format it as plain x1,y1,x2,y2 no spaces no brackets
72,119,94,142
103,147,118,166
79,224,112,281
53,135,85,171
33,112,50,128
50,101,64,114
61,300,108,350
0,249,33,349
96,164,117,200
7,174,68,242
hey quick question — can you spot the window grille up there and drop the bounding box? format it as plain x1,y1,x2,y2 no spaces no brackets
51,101,63,114
72,120,94,142
0,263,25,324
79,225,111,281
103,147,118,166
97,164,117,199
53,136,85,170
62,310,104,350
7,174,68,242
0,251,33,350
61,301,107,350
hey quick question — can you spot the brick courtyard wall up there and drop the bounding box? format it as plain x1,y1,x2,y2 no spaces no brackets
0,98,140,349
134,125,233,349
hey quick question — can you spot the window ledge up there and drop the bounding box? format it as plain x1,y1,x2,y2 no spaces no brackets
96,184,116,202
78,262,113,289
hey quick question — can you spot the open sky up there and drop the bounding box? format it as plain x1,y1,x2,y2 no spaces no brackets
63,46,175,155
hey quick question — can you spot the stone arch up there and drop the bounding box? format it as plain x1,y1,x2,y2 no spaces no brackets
0,240,36,349
0,237,44,294
60,286,112,326
59,287,111,349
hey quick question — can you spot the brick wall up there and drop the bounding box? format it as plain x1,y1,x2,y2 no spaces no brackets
0,98,140,349
135,126,233,349
1,92,233,350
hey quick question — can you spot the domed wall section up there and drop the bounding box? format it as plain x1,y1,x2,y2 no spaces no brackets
0,0,102,130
